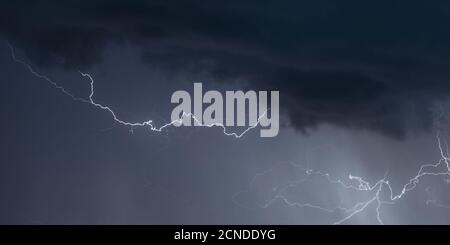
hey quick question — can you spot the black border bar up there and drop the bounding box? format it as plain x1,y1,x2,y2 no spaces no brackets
0,225,447,243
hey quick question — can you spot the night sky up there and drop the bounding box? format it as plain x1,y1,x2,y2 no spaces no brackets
1,0,450,224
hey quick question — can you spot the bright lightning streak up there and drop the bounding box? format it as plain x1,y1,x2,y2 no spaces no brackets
332,131,450,225
11,42,450,224
8,43,266,138
234,131,450,224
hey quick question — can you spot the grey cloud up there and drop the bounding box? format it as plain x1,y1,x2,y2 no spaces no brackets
1,0,450,137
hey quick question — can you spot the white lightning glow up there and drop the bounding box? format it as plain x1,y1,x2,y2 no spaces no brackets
8,43,265,138
233,131,450,224
10,42,450,224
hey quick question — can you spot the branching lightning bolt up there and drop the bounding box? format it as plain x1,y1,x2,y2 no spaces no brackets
8,43,265,138
11,42,450,224
234,128,450,224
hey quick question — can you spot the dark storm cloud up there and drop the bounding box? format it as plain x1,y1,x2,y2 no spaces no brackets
2,0,450,137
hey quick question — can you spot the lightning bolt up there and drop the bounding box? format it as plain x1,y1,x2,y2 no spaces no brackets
234,129,450,224
11,42,450,224
8,43,266,138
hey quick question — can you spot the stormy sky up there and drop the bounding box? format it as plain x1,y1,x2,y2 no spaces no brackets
1,0,450,224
